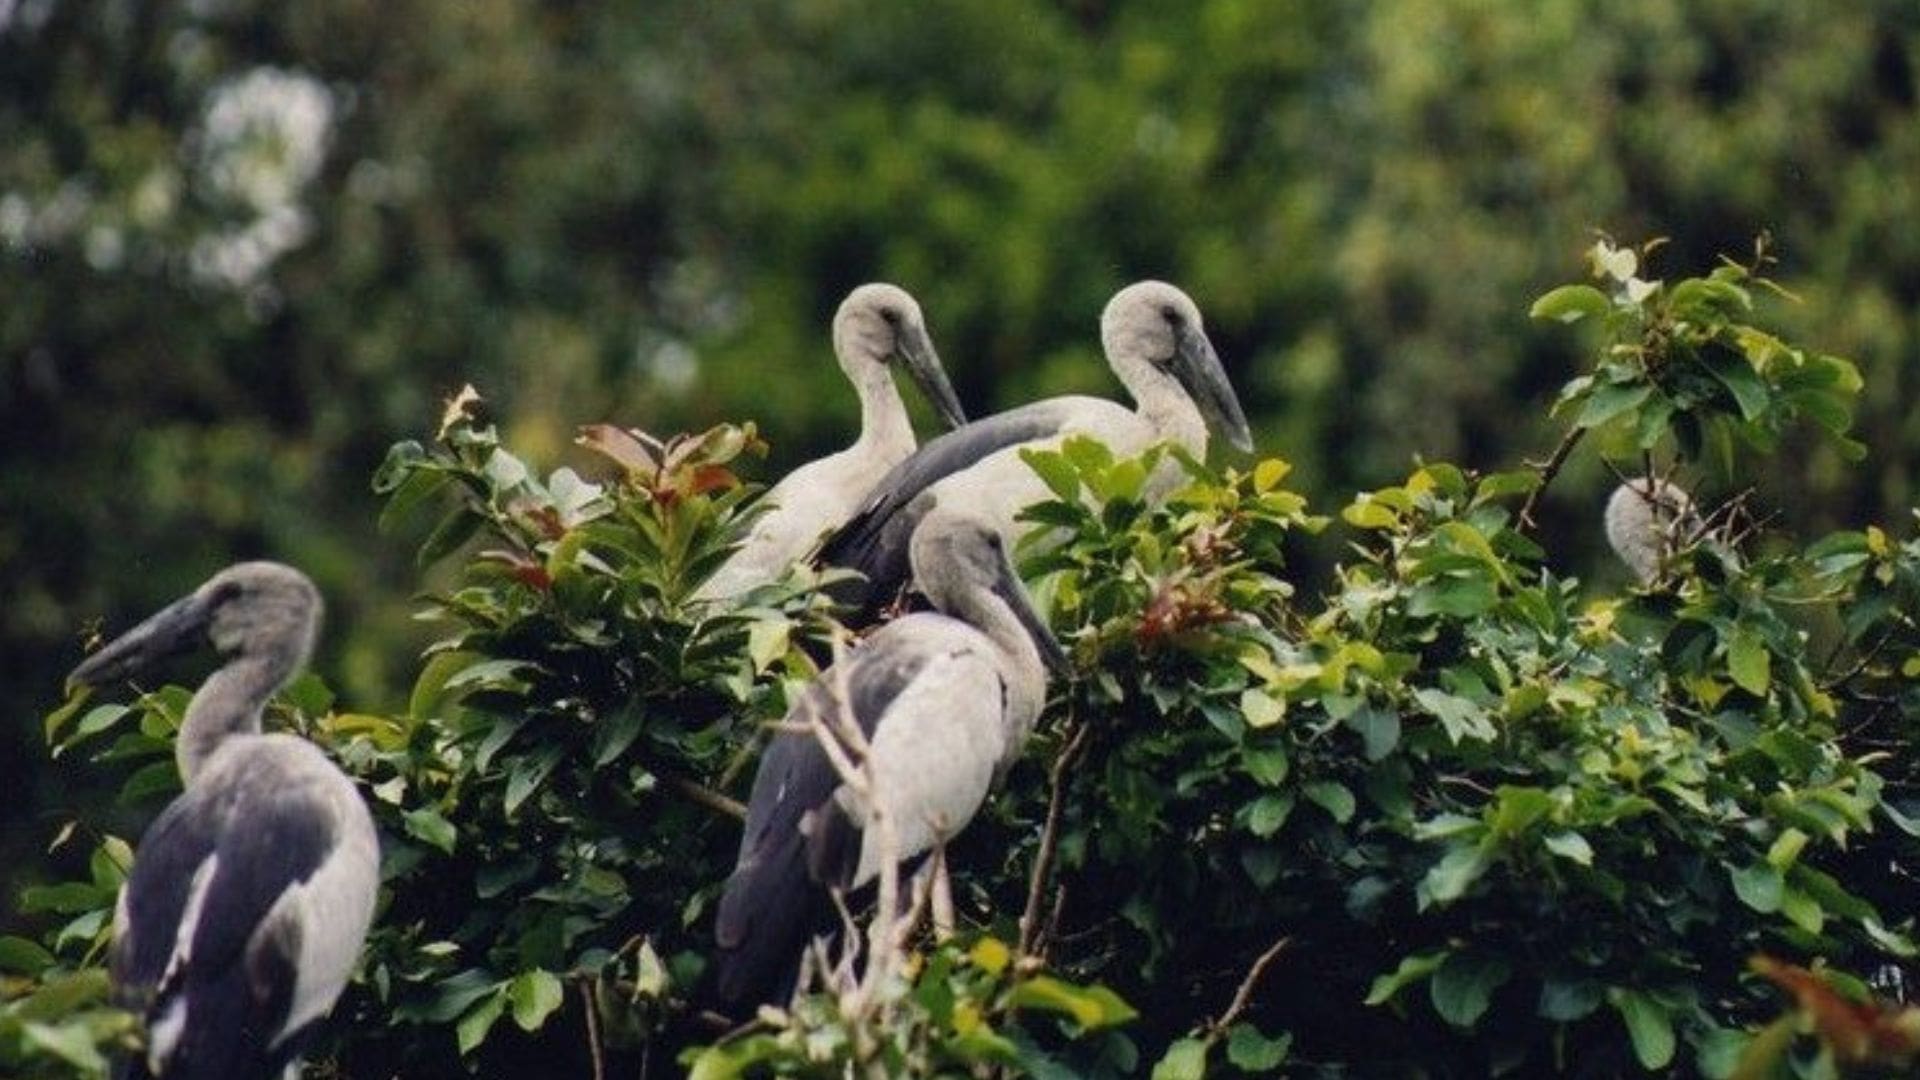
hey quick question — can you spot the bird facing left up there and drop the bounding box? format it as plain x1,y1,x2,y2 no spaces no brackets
67,562,379,1080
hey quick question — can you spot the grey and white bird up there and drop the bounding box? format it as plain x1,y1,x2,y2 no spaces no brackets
68,562,378,1080
710,508,1069,1012
696,284,967,603
1604,477,1702,584
817,280,1253,616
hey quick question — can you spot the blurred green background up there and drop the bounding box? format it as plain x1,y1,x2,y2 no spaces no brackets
4,0,1916,914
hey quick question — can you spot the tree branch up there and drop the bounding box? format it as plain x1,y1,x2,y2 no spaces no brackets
1517,426,1586,535
1020,720,1090,957
579,978,606,1080
1208,933,1293,1038
655,770,746,821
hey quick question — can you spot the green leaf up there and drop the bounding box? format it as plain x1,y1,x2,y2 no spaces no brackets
380,466,452,532
1414,688,1495,744
505,744,565,816
1225,1024,1291,1071
1575,382,1653,430
1150,1037,1209,1080
1245,793,1294,838
1729,863,1782,914
1608,988,1675,1070
403,807,458,854
1542,831,1593,866
417,505,485,567
1420,843,1492,907
509,969,566,1031
0,935,55,975
1240,688,1284,729
1727,628,1770,696
1429,953,1510,1028
456,989,506,1054
1703,349,1769,421
1240,743,1289,786
1302,781,1355,823
1006,976,1138,1030
21,1020,108,1071
1529,284,1611,324
1537,977,1603,1021
1364,951,1446,1006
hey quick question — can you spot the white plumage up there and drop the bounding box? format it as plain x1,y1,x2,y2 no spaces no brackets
697,283,965,602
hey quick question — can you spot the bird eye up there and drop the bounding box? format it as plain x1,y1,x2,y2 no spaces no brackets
1161,304,1183,326
881,307,901,326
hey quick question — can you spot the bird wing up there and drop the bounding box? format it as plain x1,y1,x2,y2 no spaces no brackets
815,401,1074,613
113,748,351,1077
710,622,948,1010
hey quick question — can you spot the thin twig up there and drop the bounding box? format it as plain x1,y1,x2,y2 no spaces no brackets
1517,426,1587,535
1019,721,1091,956
579,979,606,1080
655,771,746,821
1208,934,1293,1038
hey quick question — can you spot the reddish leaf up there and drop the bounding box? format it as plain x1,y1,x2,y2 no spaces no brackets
577,424,660,475
684,464,740,498
1751,955,1920,1065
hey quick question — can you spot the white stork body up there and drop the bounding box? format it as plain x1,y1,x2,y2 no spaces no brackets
697,284,965,603
1604,477,1702,584
70,562,378,1080
818,281,1253,616
710,510,1066,1013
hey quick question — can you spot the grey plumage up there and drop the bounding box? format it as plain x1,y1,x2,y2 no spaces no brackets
1604,478,1701,584
817,280,1252,618
711,509,1067,1013
70,563,378,1080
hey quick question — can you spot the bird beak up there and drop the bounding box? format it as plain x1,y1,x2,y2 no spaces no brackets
66,591,213,693
1172,323,1254,453
987,558,1072,678
897,324,968,431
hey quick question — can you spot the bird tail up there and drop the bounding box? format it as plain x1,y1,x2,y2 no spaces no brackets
707,829,834,1018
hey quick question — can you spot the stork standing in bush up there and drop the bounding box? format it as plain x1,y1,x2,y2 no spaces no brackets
68,562,378,1080
711,508,1069,1012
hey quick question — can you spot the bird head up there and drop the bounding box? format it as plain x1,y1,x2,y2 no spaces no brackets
910,509,1070,677
834,283,967,430
1100,281,1253,452
67,561,322,693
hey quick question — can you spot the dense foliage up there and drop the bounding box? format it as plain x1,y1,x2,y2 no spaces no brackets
6,244,1918,1078
9,2,1920,919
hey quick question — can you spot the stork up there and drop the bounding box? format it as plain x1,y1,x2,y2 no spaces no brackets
816,280,1253,616
1603,477,1702,584
67,562,378,1080
710,508,1069,1012
696,283,967,603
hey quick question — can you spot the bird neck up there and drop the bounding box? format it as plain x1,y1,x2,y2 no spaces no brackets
850,362,915,459
177,655,281,782
1121,359,1209,456
959,594,1049,742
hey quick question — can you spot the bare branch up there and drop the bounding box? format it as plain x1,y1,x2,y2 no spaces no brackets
1517,426,1587,535
578,979,606,1080
1020,720,1091,957
654,770,746,821
1208,934,1293,1038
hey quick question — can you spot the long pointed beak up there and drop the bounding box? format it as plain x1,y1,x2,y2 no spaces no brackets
988,558,1071,678
897,325,968,431
66,592,212,693
1173,323,1253,452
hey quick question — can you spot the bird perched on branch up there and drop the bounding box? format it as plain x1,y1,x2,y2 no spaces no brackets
711,508,1069,1013
697,284,966,603
68,562,378,1080
1604,476,1704,584
817,280,1252,619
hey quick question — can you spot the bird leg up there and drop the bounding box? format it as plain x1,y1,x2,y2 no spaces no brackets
928,844,955,944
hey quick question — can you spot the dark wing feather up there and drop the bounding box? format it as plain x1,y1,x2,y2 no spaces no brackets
816,402,1071,616
114,750,336,1079
710,627,939,1013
